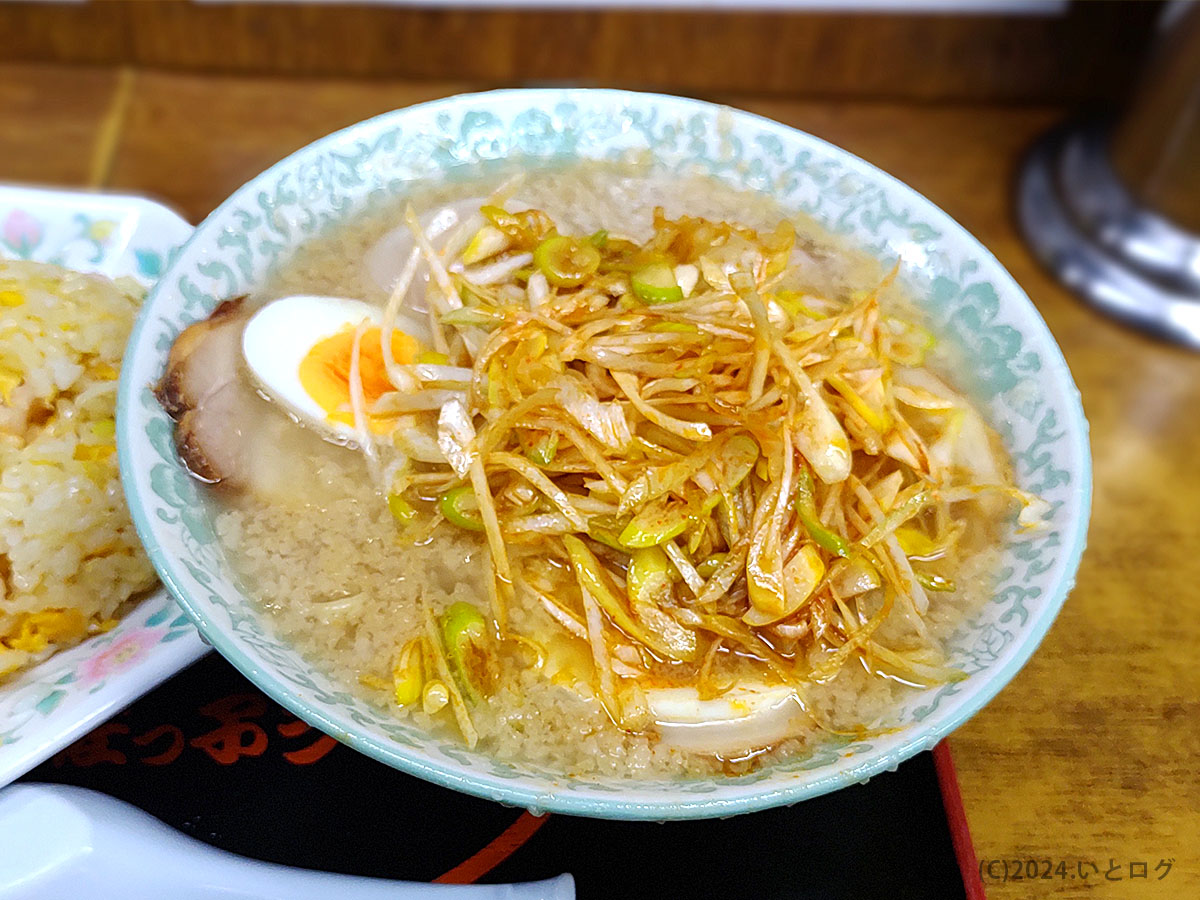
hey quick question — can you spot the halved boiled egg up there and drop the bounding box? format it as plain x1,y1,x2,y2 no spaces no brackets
644,683,807,755
242,295,418,443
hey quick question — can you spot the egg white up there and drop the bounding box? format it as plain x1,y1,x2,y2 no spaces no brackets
241,295,384,442
645,683,806,755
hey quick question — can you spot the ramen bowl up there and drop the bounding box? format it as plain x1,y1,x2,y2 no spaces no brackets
118,89,1090,819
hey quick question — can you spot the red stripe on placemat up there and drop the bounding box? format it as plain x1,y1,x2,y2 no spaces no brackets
436,746,979,889
933,741,987,900
433,811,551,884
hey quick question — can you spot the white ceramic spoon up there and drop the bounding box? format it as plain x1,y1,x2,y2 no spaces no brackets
0,784,573,900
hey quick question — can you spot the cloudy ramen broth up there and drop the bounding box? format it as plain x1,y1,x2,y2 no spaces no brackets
169,161,1033,778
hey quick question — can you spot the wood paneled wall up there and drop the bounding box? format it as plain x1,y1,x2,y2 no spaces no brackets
0,1,1164,103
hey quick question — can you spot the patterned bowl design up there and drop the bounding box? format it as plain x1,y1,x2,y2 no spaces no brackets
117,90,1091,819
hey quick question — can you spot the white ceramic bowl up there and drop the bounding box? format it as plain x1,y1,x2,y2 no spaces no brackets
118,89,1091,819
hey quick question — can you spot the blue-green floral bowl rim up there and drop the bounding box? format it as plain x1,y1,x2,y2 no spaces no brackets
119,88,1091,820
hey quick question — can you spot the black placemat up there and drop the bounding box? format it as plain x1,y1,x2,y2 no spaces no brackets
23,654,968,899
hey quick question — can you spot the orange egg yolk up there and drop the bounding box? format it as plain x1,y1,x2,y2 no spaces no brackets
298,326,417,430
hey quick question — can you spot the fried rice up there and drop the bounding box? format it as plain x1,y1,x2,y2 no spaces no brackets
0,259,156,679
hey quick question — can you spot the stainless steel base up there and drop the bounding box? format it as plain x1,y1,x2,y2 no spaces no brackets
1017,122,1200,349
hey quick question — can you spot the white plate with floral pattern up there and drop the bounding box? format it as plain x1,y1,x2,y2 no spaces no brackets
0,184,208,787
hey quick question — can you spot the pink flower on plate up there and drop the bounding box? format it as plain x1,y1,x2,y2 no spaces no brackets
80,629,163,684
2,209,42,258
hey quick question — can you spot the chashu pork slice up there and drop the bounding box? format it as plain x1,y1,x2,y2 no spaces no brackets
155,298,258,488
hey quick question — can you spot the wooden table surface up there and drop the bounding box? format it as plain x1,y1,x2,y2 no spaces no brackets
4,63,1197,898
